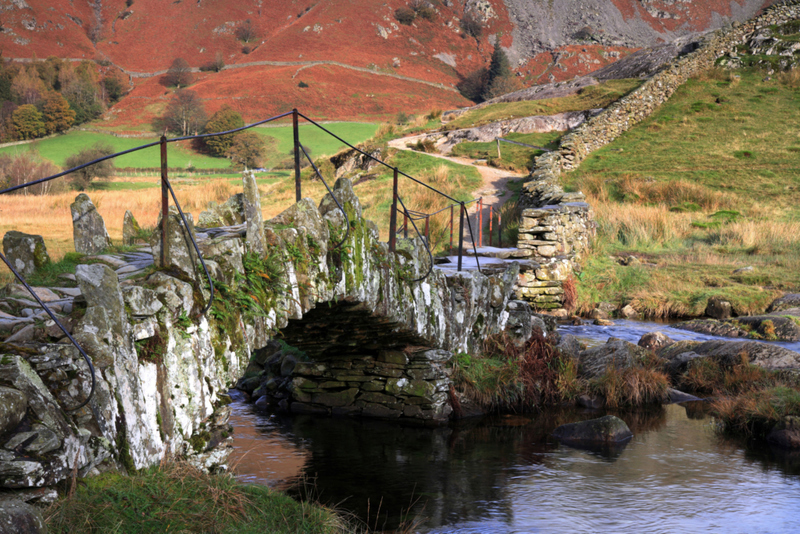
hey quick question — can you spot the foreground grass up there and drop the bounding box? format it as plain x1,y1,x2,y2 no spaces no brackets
443,78,643,130
562,67,800,317
46,462,350,534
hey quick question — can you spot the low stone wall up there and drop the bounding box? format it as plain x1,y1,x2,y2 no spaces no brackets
515,0,800,310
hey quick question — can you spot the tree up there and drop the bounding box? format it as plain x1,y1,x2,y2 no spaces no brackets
235,20,257,43
157,90,207,136
395,7,415,25
0,151,62,195
64,142,115,191
103,70,128,103
165,58,192,88
482,41,514,101
41,91,76,134
11,66,45,105
60,62,105,123
456,67,488,102
225,132,265,169
12,104,46,139
203,106,244,156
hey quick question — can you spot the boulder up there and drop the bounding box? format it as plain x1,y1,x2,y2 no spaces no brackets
767,416,800,449
620,304,638,319
504,300,533,346
638,331,674,351
675,316,800,342
122,210,142,246
242,171,266,254
318,177,362,220
767,294,800,314
122,286,163,317
70,193,111,254
577,337,651,378
2,232,50,276
198,194,245,228
705,296,732,320
688,340,800,370
552,415,633,444
667,388,704,403
0,501,46,534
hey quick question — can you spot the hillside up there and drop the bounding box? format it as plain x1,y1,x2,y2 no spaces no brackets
0,0,779,126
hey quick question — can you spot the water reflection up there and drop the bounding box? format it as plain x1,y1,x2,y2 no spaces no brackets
229,396,800,533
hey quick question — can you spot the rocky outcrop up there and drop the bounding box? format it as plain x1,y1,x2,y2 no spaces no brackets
197,194,244,228
657,339,800,374
70,193,111,254
0,500,46,534
577,337,651,378
552,415,633,445
1,232,49,277
675,313,800,342
768,294,800,314
330,146,382,179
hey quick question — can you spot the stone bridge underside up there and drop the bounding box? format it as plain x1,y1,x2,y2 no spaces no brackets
0,176,532,491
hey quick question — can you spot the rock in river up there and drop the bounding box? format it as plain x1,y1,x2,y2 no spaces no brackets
553,415,633,445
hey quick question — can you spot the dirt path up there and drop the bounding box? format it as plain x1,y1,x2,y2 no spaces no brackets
389,136,527,247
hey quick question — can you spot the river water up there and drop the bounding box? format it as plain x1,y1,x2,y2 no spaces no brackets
229,322,800,533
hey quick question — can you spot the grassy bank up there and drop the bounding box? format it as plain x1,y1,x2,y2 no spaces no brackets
562,67,800,317
451,131,562,173
46,462,350,534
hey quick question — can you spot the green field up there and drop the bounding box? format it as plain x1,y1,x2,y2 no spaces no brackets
0,123,379,172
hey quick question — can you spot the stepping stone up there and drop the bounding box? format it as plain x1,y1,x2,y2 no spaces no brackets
91,255,127,268
51,287,81,298
57,273,76,282
5,285,61,302
115,264,141,275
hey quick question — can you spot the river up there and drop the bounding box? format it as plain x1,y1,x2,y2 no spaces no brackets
228,321,800,533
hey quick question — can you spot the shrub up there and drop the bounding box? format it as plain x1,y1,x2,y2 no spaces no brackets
200,52,225,73
204,107,244,156
164,58,192,88
234,20,257,43
395,7,415,25
65,142,116,191
225,132,266,169
396,111,410,125
298,81,309,88
457,67,488,102
461,10,483,39
411,138,436,153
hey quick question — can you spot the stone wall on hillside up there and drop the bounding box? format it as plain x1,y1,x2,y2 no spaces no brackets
515,0,800,310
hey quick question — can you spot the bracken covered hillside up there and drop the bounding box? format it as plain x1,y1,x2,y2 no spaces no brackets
0,0,778,124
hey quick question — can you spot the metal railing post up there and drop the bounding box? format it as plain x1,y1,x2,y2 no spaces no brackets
403,210,408,239
449,204,454,253
160,136,169,266
478,197,483,247
424,216,430,243
488,205,493,247
497,138,501,159
498,211,502,248
293,108,301,202
389,167,398,252
457,202,465,272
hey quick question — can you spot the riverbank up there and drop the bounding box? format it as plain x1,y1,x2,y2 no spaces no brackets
44,461,351,534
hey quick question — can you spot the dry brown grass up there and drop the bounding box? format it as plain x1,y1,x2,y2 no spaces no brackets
590,355,670,408
590,197,694,247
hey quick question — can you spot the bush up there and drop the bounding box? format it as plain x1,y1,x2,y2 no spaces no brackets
64,142,116,191
298,81,309,88
225,132,266,169
200,52,225,73
395,7,415,25
411,138,436,153
461,10,483,39
204,107,244,156
396,111,410,125
457,67,488,102
164,58,192,88
234,20,257,43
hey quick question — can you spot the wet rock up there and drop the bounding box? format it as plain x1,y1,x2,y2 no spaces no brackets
767,416,800,449
767,294,800,314
0,500,46,534
690,340,800,370
620,304,638,319
674,319,749,339
705,296,732,320
638,331,674,351
577,337,651,378
242,171,266,254
198,193,244,228
2,232,50,276
122,210,142,246
555,334,582,359
553,415,633,444
676,316,800,342
593,318,614,326
577,394,604,409
667,388,703,404
0,388,27,435
70,193,111,254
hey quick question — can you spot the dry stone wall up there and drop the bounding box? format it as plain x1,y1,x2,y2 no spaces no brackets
516,0,800,310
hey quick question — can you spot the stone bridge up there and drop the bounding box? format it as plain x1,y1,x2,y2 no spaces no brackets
0,174,532,491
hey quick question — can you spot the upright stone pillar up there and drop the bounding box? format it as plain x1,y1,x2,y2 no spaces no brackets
151,206,198,281
122,210,142,246
242,170,266,254
70,193,111,254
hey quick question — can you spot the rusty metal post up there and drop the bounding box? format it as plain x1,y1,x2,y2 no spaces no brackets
449,204,454,253
498,212,502,248
160,136,169,266
293,108,301,202
478,198,483,247
389,167,398,252
497,138,501,159
488,205,493,247
457,202,465,272
403,210,408,239
424,216,430,243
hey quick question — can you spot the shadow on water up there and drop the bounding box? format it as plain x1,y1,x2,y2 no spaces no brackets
229,393,800,533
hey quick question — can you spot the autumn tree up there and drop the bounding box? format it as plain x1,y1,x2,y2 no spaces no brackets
165,58,192,88
235,20,257,43
225,132,265,168
41,91,76,134
102,70,128,103
11,66,45,105
157,90,207,136
60,61,105,123
12,104,46,139
0,151,62,195
203,106,244,156
64,142,115,191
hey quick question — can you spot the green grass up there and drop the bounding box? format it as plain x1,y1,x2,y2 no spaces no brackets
565,67,800,317
46,462,350,534
1,123,379,173
444,78,643,130
451,131,562,172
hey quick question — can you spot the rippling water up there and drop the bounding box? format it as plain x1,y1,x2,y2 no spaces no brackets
229,390,800,533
